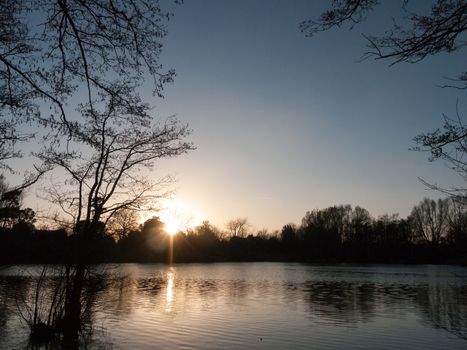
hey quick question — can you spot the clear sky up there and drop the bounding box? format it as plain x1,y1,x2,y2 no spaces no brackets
141,0,465,232
17,0,466,232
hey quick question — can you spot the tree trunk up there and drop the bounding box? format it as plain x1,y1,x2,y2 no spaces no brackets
63,221,92,342
63,262,85,341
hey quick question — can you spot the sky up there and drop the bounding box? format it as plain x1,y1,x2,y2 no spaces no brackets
16,0,467,232
133,0,465,231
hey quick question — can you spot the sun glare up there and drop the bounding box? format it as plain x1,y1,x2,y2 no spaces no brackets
145,199,202,235
164,218,180,236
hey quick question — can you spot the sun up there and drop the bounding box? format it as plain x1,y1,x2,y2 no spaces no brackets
163,215,182,235
151,199,203,235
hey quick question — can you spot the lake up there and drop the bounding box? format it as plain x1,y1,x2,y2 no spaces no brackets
1,263,467,349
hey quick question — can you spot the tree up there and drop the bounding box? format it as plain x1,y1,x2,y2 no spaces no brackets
38,95,192,233
226,218,249,238
409,198,450,246
142,216,166,235
0,1,188,341
414,106,467,205
106,208,140,241
301,205,352,242
187,221,220,253
300,1,466,69
36,92,192,338
347,205,371,237
195,220,221,239
300,205,352,257
256,228,270,239
0,0,35,165
0,0,178,175
0,174,35,229
446,199,467,246
280,224,297,243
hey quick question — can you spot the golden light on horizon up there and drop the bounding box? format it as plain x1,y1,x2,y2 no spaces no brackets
164,221,179,236
142,199,203,235
165,268,175,312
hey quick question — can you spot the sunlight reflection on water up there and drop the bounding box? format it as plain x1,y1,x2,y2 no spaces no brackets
165,268,175,312
1,263,467,349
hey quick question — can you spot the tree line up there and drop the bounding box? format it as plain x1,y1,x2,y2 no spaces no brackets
1,194,466,265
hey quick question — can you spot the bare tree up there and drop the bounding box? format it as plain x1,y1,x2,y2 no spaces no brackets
106,208,140,241
300,0,377,38
0,0,178,177
34,91,193,339
446,198,467,244
409,197,451,246
300,1,466,68
256,228,270,239
226,218,249,238
347,205,372,242
414,105,467,204
38,99,192,230
0,1,190,341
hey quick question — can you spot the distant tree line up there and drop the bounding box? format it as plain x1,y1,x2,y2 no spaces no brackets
1,192,466,264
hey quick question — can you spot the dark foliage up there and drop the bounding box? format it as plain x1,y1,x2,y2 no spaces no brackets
1,200,466,265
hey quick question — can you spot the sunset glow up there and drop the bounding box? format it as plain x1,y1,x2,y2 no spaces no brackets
1,1,466,349
147,199,203,235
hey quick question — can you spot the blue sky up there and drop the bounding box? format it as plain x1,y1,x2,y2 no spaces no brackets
141,0,465,231
15,0,466,231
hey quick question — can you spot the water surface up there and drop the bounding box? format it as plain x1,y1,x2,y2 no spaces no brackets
1,263,466,349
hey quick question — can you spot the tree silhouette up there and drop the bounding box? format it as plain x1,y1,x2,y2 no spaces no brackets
300,1,466,68
414,107,467,204
409,198,450,246
301,0,466,98
280,224,297,243
0,175,35,229
35,92,192,339
107,208,140,241
0,0,179,179
226,218,249,238
446,199,467,246
0,0,189,342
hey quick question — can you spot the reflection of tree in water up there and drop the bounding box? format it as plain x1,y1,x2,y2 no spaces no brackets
1,270,117,348
301,278,467,342
94,274,249,318
415,283,467,341
2,276,32,328
226,279,249,300
301,281,419,325
137,277,165,296
67,271,467,345
91,272,467,343
0,277,13,337
99,276,136,317
301,281,377,325
0,298,5,335
3,267,467,348
191,279,219,297
95,274,161,318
